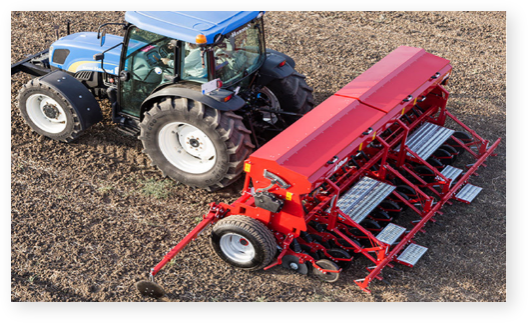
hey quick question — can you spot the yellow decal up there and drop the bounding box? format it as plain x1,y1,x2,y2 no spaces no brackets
286,192,293,201
67,60,118,73
359,143,363,151
413,97,417,105
244,162,251,173
372,131,377,140
401,107,406,115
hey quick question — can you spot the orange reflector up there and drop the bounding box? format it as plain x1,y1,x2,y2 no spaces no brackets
196,34,207,44
223,94,233,102
278,60,286,67
244,162,251,172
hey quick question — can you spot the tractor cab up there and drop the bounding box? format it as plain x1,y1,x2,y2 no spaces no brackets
116,11,266,118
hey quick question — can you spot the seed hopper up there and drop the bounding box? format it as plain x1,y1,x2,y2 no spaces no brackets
137,46,501,298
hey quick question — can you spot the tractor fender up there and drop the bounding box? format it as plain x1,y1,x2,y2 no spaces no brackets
39,71,103,130
257,51,295,86
266,49,296,68
140,83,246,119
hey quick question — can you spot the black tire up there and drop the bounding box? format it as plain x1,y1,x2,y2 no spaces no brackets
326,248,353,270
445,131,472,154
17,77,83,143
413,165,436,183
210,215,276,271
439,144,458,163
396,185,417,197
379,200,402,217
266,71,315,124
394,192,410,211
361,219,382,232
426,157,444,170
432,148,454,166
139,97,254,191
369,209,392,223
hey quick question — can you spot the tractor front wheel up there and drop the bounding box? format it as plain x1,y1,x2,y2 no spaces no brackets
139,97,254,191
17,78,83,142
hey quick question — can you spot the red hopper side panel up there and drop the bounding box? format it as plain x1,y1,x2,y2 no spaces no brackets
248,46,451,193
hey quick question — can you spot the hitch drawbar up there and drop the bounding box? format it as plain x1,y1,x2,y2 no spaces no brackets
137,46,500,298
136,204,223,299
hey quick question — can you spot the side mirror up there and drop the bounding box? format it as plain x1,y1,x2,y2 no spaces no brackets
119,70,130,82
93,53,104,61
99,28,107,47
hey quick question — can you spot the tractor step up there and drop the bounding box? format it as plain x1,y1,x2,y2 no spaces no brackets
455,184,482,203
438,165,463,187
376,223,406,245
337,177,396,224
396,243,428,266
396,122,455,160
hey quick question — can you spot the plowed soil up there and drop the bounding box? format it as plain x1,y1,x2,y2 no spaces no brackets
11,11,506,302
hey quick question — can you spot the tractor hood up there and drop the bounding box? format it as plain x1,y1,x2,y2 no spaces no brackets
49,32,123,76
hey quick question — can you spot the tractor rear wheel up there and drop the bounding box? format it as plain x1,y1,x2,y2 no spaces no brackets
210,215,276,271
139,97,254,191
266,71,315,125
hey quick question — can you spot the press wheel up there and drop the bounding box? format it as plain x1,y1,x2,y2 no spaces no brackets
439,144,458,163
413,165,436,183
312,259,340,283
445,131,472,155
426,157,444,170
326,248,353,270
431,148,454,166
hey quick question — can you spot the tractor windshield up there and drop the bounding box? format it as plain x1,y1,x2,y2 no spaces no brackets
212,19,265,85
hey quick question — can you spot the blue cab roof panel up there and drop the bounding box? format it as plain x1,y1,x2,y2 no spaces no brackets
125,11,263,44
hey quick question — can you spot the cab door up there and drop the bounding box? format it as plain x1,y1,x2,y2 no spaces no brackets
119,26,176,118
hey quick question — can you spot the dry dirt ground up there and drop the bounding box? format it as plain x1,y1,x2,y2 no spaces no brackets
11,11,506,302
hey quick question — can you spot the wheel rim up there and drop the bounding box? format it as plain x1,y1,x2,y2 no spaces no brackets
158,122,217,174
219,233,256,263
26,94,67,134
259,87,281,124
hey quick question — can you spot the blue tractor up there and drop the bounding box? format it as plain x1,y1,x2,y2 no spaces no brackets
11,11,314,191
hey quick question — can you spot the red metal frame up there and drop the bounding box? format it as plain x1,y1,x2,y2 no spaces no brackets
145,46,501,292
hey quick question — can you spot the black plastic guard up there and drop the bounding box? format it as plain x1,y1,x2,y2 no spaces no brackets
39,71,103,130
140,83,246,118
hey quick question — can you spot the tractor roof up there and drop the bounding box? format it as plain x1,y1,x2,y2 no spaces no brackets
125,11,263,44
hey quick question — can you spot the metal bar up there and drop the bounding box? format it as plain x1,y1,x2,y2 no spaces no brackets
445,110,487,150
150,206,223,276
391,191,424,217
11,49,49,76
448,135,479,159
396,119,410,167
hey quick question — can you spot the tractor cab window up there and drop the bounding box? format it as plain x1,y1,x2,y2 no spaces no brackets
180,42,208,82
120,27,176,117
213,19,265,85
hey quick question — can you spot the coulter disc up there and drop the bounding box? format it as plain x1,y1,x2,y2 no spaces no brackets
136,280,167,299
